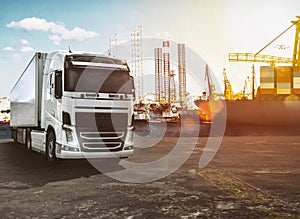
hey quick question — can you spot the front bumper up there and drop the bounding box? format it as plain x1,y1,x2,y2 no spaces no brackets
56,147,134,159
58,124,134,159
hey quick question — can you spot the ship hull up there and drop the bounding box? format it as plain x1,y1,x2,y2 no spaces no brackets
195,99,300,126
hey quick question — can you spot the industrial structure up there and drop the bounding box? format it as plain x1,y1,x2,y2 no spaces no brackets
154,48,162,102
170,70,176,101
154,41,187,107
162,41,171,103
154,41,170,103
222,68,234,100
108,33,118,57
131,26,144,101
178,43,187,106
194,16,300,124
228,16,300,100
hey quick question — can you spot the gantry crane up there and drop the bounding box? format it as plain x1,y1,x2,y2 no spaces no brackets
228,16,300,100
292,16,300,66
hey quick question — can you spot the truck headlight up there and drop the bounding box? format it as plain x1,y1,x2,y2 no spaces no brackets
61,145,79,152
62,128,79,152
65,129,76,144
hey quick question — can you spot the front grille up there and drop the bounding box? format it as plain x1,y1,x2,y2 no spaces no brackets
76,113,128,132
83,142,122,150
80,132,124,140
75,113,128,152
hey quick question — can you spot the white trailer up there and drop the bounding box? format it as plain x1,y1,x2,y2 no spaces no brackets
10,51,135,162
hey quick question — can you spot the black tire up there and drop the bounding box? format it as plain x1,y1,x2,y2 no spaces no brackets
26,129,32,151
46,131,56,163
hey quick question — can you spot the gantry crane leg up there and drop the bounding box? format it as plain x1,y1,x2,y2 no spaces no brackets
292,16,300,67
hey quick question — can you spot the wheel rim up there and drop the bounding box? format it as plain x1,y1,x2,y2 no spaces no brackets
48,140,54,158
27,139,31,149
26,130,31,150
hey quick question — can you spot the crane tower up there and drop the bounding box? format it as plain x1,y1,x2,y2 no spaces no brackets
154,48,162,101
178,43,186,106
162,41,170,103
131,26,143,101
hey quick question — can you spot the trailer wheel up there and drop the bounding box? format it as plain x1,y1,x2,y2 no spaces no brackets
26,129,32,151
12,128,17,142
46,131,56,163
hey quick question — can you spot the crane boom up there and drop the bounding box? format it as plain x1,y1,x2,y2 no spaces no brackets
255,23,295,56
228,53,292,64
228,16,300,100
229,16,300,66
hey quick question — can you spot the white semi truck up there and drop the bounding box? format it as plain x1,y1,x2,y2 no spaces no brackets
10,51,135,162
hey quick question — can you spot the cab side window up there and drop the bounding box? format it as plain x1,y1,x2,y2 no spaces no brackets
49,73,54,95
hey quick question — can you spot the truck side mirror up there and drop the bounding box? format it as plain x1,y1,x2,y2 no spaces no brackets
55,70,62,99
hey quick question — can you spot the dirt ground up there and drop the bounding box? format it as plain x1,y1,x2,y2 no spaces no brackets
0,122,299,218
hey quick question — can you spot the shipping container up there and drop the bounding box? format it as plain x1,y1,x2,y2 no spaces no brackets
260,66,275,89
293,66,300,89
276,66,292,94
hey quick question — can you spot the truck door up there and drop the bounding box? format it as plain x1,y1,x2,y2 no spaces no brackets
46,70,62,119
47,72,56,118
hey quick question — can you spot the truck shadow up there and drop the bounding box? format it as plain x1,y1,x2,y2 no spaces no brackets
0,141,124,188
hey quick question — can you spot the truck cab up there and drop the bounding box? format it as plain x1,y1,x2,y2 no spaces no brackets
11,51,135,162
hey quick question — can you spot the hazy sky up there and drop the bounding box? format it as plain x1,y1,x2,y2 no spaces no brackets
1,0,300,97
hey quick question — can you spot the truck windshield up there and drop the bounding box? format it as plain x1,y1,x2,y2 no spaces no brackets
64,66,132,94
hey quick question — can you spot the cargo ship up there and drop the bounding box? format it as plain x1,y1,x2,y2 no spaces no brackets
195,65,300,126
195,16,300,126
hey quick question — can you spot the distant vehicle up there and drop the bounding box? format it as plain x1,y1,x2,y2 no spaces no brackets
10,51,135,162
0,116,10,124
134,102,150,122
0,100,10,124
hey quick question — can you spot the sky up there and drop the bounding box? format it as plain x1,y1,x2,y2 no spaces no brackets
0,0,300,97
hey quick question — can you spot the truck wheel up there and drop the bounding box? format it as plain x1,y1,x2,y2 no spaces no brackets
26,129,32,151
46,131,56,163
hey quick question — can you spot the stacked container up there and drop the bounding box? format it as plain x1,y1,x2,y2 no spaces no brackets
259,66,275,98
276,66,292,95
293,66,300,94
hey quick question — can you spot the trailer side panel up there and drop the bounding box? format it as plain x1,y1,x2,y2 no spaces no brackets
10,53,45,127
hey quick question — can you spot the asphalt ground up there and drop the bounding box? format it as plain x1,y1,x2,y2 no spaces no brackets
0,123,299,218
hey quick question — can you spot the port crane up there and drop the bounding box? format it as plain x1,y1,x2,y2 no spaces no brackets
202,64,218,100
222,68,233,100
228,16,300,67
241,76,251,99
228,16,300,100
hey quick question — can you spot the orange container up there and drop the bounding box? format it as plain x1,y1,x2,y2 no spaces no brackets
276,66,292,83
